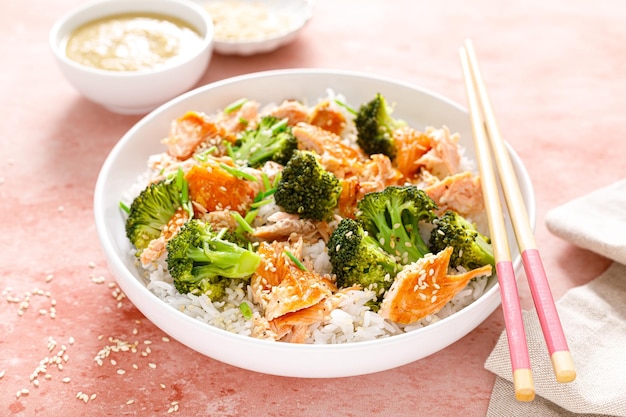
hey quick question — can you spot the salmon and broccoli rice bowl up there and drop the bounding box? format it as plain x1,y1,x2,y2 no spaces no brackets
120,90,496,344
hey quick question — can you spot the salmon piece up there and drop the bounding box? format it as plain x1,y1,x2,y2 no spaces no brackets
294,122,366,179
415,126,462,179
378,247,492,324
337,176,360,218
270,289,354,343
358,154,403,196
185,160,255,215
269,100,309,126
424,172,484,218
294,122,363,162
392,126,432,179
308,100,347,135
251,241,335,321
202,209,239,232
217,99,260,133
252,212,320,242
162,111,232,160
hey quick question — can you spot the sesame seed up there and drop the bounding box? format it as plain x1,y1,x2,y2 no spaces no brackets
162,337,170,342
0,370,5,379
132,363,138,370
21,388,30,395
90,393,97,401
33,379,40,387
431,295,438,303
160,383,166,389
148,363,157,369
62,377,71,383
117,369,126,375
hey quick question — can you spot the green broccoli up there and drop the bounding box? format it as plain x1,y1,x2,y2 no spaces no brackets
327,218,400,300
429,210,495,271
354,93,406,160
356,185,438,265
274,150,342,222
166,220,261,298
231,115,297,167
125,179,182,252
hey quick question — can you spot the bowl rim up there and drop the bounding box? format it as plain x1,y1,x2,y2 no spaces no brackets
93,68,536,367
49,0,214,77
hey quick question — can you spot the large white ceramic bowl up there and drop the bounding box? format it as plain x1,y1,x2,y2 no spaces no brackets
49,0,214,115
94,69,536,378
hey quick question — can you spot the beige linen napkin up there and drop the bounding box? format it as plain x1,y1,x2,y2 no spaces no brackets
484,179,626,416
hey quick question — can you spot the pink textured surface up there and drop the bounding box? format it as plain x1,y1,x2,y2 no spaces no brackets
1,0,624,415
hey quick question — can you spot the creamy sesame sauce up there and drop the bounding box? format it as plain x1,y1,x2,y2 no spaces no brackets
65,13,203,72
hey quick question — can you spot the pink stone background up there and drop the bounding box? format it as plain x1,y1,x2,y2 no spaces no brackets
1,0,624,415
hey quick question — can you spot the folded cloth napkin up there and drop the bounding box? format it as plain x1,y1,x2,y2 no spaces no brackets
484,179,626,417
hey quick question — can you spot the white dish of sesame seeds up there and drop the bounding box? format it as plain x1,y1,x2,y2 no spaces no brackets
94,68,536,377
197,0,314,55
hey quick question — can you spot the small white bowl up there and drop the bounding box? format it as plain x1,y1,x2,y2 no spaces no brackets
199,0,314,56
49,0,214,115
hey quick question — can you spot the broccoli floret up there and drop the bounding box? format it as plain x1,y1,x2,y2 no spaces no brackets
327,218,400,299
429,210,495,271
125,179,182,252
166,220,261,298
354,93,406,159
231,116,297,167
274,150,342,221
356,185,437,265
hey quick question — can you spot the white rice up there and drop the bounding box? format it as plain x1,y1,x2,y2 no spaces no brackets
133,236,490,344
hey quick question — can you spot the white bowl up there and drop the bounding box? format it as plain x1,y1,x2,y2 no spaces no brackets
94,69,536,378
49,0,214,115
198,0,314,55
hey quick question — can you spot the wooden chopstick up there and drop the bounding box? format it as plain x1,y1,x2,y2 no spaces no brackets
462,39,576,384
459,45,535,402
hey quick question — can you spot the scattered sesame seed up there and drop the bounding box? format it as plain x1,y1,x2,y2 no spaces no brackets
88,262,96,269
160,383,166,389
126,399,135,405
0,370,5,379
21,388,30,395
162,336,170,342
132,364,139,370
62,377,71,383
117,369,126,375
148,363,157,369
90,393,97,401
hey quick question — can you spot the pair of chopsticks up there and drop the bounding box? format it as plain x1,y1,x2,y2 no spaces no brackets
459,39,576,402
